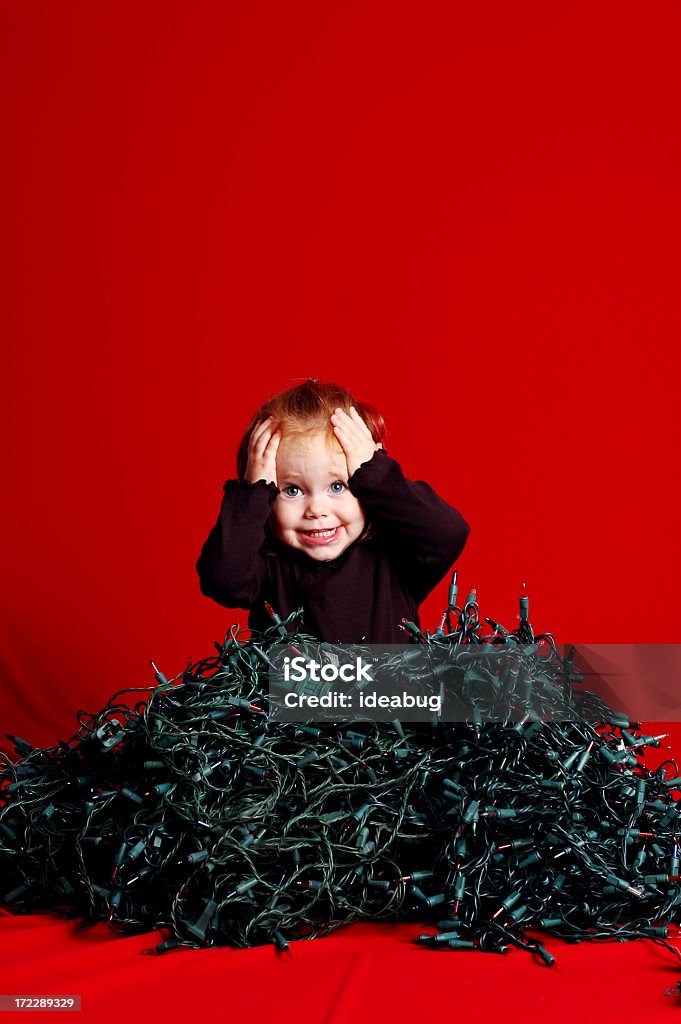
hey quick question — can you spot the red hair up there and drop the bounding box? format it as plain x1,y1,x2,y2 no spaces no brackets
236,377,388,481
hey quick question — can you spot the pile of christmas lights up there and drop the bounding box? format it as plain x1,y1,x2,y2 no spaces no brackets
1,577,681,969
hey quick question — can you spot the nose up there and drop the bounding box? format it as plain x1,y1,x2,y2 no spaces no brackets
303,493,329,519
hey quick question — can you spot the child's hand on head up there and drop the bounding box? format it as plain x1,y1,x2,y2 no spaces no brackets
244,416,281,485
330,407,383,478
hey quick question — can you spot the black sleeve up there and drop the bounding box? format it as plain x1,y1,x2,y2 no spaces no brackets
195,478,279,609
348,448,471,604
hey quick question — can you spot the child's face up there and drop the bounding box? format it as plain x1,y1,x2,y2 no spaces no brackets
270,431,367,561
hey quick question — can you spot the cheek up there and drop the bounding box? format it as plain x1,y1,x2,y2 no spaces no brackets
346,498,366,528
270,504,293,534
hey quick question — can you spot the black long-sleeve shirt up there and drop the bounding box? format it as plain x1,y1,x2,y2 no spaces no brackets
196,448,470,643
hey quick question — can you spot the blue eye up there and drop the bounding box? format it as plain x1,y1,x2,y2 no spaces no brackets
330,481,346,493
283,485,301,497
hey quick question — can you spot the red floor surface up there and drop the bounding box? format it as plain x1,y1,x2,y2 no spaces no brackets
2,910,681,1022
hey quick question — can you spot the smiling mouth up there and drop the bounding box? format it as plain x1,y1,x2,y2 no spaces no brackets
301,528,339,537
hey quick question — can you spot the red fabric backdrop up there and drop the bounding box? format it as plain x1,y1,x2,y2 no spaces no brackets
2,1,681,1017
2,0,679,750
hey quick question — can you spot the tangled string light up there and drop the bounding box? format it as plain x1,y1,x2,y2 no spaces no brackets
2,575,681,977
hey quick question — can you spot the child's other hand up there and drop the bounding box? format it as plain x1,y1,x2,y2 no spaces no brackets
330,407,383,478
244,416,281,485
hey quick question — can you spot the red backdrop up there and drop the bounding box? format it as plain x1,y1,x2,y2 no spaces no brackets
2,1,680,758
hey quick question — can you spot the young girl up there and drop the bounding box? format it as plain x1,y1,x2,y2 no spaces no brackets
196,379,470,643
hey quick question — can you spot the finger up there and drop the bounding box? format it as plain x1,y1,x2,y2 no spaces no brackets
331,419,352,441
333,414,378,463
264,429,281,449
332,422,365,448
339,407,372,440
332,418,367,449
332,408,362,432
249,416,273,444
347,407,373,436
252,416,272,432
330,423,352,461
251,418,278,451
